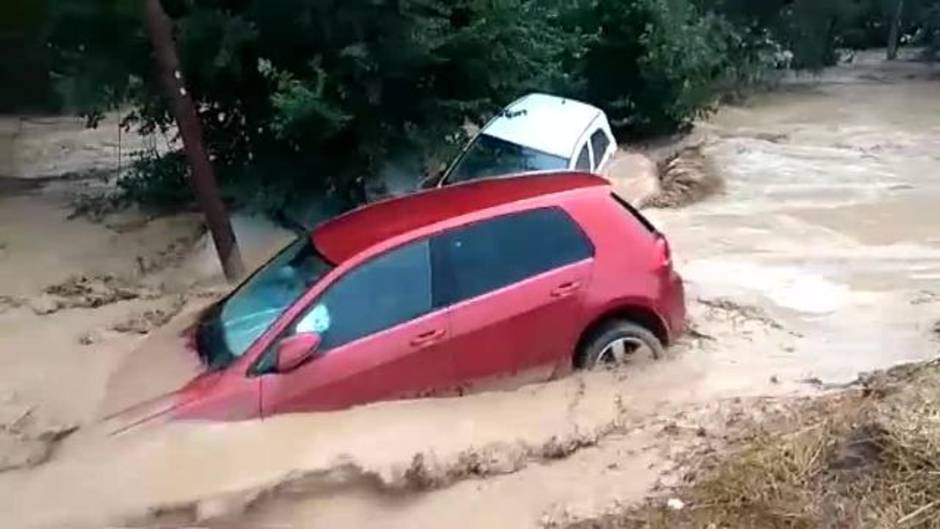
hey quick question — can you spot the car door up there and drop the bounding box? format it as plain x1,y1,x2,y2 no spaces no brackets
433,207,595,391
259,239,456,415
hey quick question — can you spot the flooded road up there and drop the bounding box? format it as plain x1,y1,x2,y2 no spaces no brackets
0,53,938,528
656,60,940,387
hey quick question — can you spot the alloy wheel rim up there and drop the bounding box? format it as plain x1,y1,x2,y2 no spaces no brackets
597,336,650,365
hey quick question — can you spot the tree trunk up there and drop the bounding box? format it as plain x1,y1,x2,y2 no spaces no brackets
887,0,905,61
143,0,245,282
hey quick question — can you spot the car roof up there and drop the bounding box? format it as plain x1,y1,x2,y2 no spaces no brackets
312,172,608,263
481,93,604,159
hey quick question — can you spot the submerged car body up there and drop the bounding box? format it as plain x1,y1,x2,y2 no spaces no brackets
430,93,617,187
103,172,684,431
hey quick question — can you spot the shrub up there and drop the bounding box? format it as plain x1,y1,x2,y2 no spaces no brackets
118,151,193,210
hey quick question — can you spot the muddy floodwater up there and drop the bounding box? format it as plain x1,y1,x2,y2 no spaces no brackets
0,53,938,528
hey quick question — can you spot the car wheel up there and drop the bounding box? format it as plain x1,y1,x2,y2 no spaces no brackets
578,321,664,370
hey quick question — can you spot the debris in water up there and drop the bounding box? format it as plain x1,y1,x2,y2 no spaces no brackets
911,290,938,305
684,322,716,341
666,497,685,510
67,191,124,223
0,393,76,473
642,145,724,209
28,294,61,315
110,296,187,335
35,274,161,314
134,221,207,275
697,297,785,331
801,376,824,387
0,294,24,314
77,330,101,346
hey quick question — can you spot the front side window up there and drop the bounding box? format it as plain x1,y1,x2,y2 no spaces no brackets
433,208,594,306
198,237,334,370
590,129,611,169
445,133,568,184
293,240,433,352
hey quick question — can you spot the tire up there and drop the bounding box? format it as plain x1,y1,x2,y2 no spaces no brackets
577,320,665,370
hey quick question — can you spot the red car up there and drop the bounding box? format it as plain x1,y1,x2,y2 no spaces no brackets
103,172,684,430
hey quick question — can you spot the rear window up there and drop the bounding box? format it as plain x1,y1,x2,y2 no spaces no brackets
611,193,658,234
432,207,594,306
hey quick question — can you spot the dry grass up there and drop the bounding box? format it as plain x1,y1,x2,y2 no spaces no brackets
569,361,940,529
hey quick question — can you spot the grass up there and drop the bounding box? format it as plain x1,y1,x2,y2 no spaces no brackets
570,359,940,529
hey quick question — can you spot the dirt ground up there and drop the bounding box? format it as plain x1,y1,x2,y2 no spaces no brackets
0,51,938,529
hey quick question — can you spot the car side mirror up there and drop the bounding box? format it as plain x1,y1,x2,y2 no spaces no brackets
276,332,322,373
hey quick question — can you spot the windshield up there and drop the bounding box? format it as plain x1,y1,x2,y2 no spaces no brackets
197,237,333,369
445,133,568,184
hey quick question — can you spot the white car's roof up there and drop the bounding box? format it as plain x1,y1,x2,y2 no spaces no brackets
481,93,604,159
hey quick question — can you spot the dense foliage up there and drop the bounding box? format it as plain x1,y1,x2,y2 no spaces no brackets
0,0,56,112
27,0,937,212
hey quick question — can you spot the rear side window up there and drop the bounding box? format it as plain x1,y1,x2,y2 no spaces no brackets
433,208,593,306
590,130,611,169
294,240,432,351
575,145,592,171
611,193,657,233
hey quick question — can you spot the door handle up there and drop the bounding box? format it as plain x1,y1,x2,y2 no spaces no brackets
410,328,446,347
551,281,581,298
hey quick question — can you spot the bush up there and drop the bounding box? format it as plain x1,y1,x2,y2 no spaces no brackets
118,151,193,210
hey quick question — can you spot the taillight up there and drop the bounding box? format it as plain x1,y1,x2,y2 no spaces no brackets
654,234,672,269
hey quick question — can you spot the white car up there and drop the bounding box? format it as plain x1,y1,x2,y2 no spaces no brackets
431,93,617,187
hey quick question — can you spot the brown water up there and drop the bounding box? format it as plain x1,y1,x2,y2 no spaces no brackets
0,52,938,529
655,61,940,386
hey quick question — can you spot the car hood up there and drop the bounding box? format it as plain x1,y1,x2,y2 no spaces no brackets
98,305,208,421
